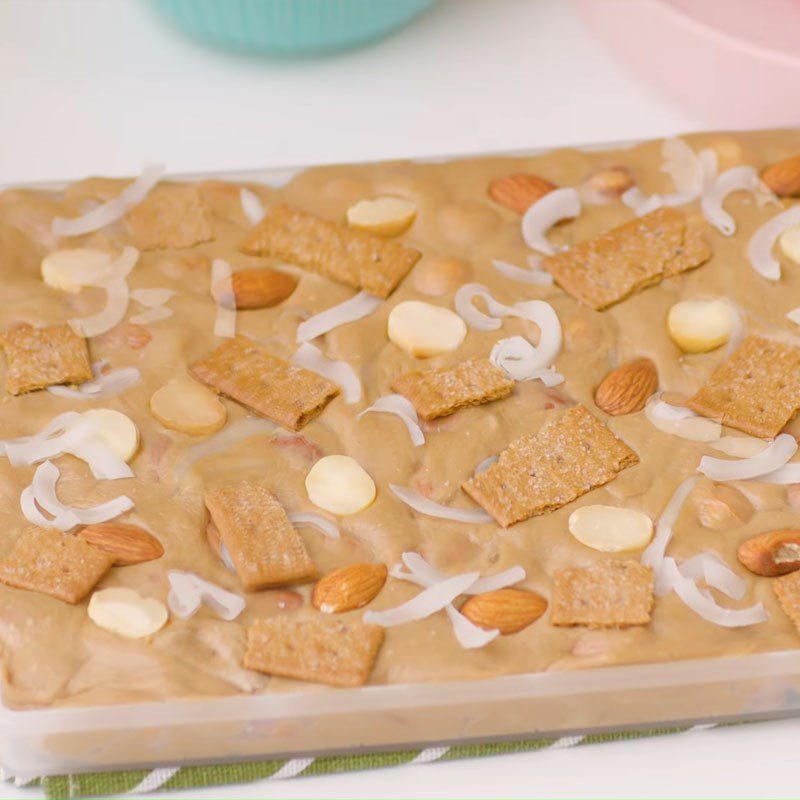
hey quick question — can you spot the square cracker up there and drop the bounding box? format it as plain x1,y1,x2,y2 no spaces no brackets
244,616,384,687
0,527,115,604
240,204,420,299
687,336,800,439
462,405,639,528
126,183,214,250
204,480,317,591
1,322,92,395
773,570,800,634
541,207,711,310
391,358,514,420
551,560,654,628
190,335,339,431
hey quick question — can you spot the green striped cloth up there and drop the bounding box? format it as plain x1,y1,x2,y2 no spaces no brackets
3,725,708,798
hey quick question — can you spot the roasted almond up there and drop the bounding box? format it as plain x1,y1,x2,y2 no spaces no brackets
312,563,388,614
460,588,548,635
594,358,658,416
488,173,556,215
211,267,297,310
762,156,800,197
738,529,800,577
78,523,164,566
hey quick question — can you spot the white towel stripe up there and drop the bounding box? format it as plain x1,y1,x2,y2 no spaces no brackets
409,747,450,764
550,734,586,749
268,757,315,780
129,766,181,794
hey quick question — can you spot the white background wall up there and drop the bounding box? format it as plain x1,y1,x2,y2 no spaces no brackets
1,1,796,798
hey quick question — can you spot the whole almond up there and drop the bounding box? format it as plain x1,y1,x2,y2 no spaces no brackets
212,267,297,310
78,523,164,566
312,563,388,614
738,529,800,577
488,173,556,215
762,156,800,197
695,484,754,531
594,358,658,416
460,588,548,635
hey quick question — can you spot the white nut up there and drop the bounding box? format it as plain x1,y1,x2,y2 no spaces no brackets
667,299,736,354
387,300,467,358
568,505,653,552
346,196,417,237
780,223,800,266
41,248,112,293
88,587,168,639
305,455,376,516
150,377,227,436
82,408,140,462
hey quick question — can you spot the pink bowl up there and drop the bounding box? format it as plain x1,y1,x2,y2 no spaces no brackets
572,0,800,128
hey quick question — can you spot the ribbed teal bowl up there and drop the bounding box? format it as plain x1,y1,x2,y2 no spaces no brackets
149,0,438,56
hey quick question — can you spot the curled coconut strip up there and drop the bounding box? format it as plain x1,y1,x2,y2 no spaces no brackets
624,139,717,217
490,335,564,386
491,258,554,286
21,460,133,532
211,259,236,338
377,553,525,649
2,412,132,480
748,205,800,281
701,166,759,236
454,285,563,370
358,395,424,446
292,342,361,403
521,187,581,255
239,187,266,226
296,291,382,343
363,571,479,628
787,308,800,326
642,476,766,627
394,552,526,596
52,164,164,238
644,394,721,442
130,287,175,325
287,511,340,540
474,455,498,475
48,360,141,400
698,433,797,481
752,462,800,485
167,570,245,621
389,484,492,524
68,247,139,338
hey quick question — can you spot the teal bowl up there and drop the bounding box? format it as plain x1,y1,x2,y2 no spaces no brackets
149,0,438,57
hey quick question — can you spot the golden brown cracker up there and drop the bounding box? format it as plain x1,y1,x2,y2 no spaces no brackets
204,481,317,591
244,616,384,687
0,527,115,604
462,405,639,527
190,335,339,431
126,183,214,250
391,358,514,420
541,208,711,310
687,336,800,439
773,570,800,634
1,322,92,395
240,204,420,299
551,560,654,628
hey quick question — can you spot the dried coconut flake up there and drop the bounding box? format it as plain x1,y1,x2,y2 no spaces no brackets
389,484,492,524
296,291,382,343
292,342,361,403
52,164,164,237
21,460,133,532
287,511,340,539
748,205,800,281
167,570,245,621
358,394,424,446
521,187,581,255
47,360,141,400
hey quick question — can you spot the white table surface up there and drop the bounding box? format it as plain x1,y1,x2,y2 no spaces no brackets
0,0,797,798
